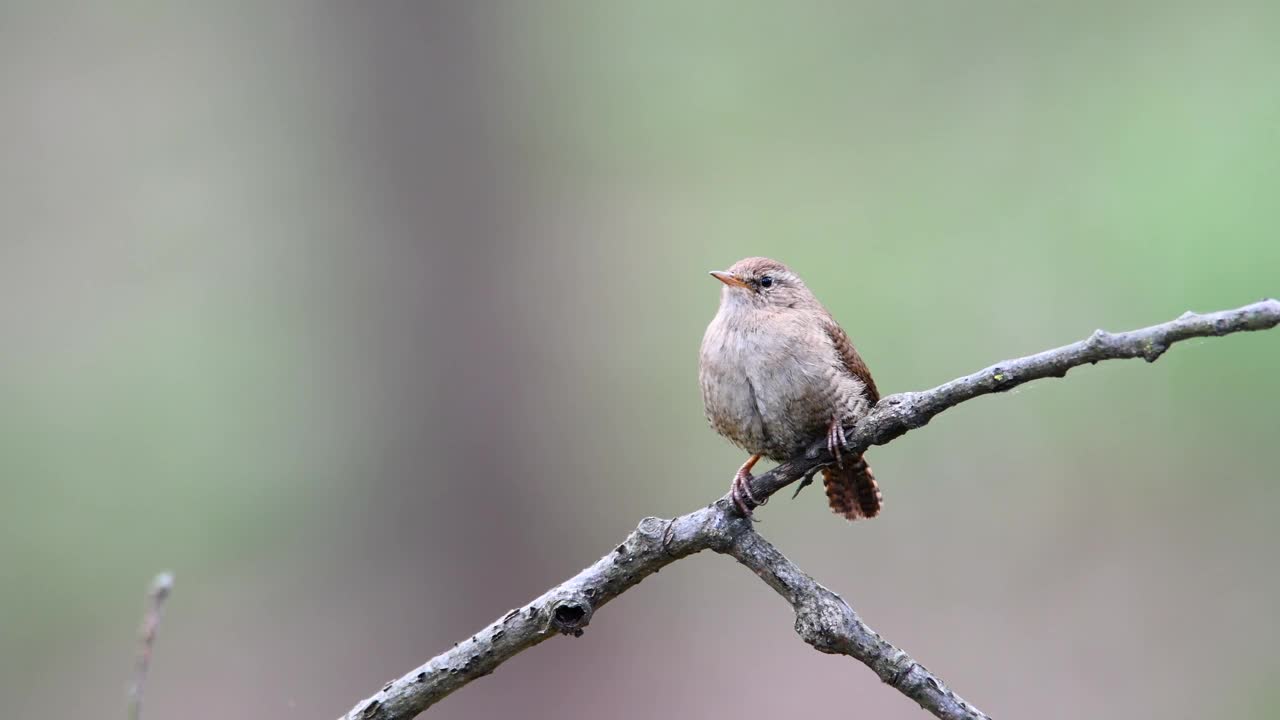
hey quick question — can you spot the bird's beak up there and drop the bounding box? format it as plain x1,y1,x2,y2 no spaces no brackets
709,270,749,288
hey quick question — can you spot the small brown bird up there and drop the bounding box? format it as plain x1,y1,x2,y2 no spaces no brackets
699,257,882,520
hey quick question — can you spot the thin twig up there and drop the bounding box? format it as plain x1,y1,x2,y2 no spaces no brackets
338,299,1279,720
129,572,174,720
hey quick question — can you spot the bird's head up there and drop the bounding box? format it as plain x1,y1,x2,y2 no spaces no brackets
709,257,811,310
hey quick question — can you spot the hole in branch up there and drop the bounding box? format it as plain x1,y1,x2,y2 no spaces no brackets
554,604,585,625
549,595,593,635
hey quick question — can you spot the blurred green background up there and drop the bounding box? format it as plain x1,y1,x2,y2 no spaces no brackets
2,3,1278,718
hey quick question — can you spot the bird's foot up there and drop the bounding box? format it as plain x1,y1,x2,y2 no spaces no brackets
826,417,848,469
729,454,765,519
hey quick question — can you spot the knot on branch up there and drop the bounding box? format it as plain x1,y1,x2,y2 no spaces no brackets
357,699,384,720
636,516,668,538
547,592,593,637
792,590,855,655
1140,339,1168,362
638,511,738,554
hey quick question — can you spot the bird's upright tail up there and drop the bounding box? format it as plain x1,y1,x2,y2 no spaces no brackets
822,454,882,521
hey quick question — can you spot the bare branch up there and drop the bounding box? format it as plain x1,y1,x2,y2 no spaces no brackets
129,572,174,720
746,298,1280,502
339,299,1278,720
725,530,990,720
341,510,727,720
341,509,989,720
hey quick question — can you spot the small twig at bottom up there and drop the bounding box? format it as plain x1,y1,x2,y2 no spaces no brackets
129,572,174,720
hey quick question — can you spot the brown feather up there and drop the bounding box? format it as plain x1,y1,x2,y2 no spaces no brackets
822,316,879,404
822,455,882,520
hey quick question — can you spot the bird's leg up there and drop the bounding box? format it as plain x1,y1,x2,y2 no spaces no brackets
826,417,847,469
730,454,764,517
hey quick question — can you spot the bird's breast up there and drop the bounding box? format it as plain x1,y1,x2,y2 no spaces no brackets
699,310,838,459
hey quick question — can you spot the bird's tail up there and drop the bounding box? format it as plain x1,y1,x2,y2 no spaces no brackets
822,454,882,521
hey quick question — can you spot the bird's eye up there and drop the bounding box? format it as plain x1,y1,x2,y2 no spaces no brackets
759,276,774,289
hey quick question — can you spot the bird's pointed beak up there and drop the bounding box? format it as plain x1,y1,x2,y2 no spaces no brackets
709,270,749,288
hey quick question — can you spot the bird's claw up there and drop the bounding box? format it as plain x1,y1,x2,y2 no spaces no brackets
827,418,848,469
730,469,755,519
728,454,765,520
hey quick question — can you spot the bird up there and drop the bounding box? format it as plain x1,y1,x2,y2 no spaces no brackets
699,257,882,521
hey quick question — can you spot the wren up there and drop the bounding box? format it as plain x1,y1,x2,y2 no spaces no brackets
699,257,882,520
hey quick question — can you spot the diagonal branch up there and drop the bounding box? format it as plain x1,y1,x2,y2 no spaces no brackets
341,509,990,720
745,298,1280,502
339,299,1278,720
725,530,990,719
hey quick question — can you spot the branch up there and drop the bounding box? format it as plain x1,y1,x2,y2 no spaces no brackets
339,299,1278,720
726,529,989,719
747,298,1280,502
342,510,989,720
129,572,174,720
